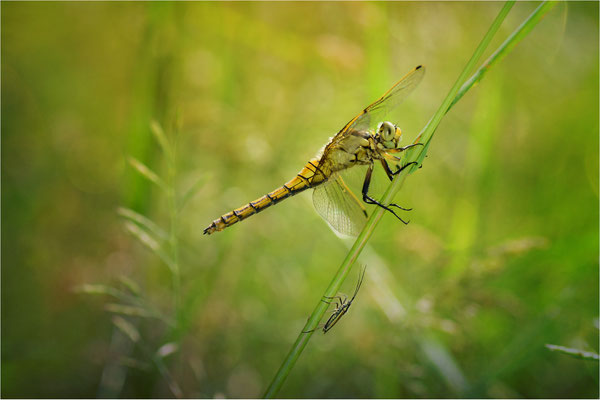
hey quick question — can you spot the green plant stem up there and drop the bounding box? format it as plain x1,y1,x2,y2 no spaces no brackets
137,339,183,398
412,1,556,166
168,173,181,315
266,0,510,391
161,123,181,316
448,1,557,114
263,1,561,396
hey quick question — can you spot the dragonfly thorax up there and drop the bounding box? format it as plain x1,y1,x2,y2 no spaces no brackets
376,121,402,149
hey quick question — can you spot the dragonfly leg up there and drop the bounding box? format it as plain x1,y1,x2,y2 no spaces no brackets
386,143,424,154
399,143,423,152
385,161,422,211
391,161,419,176
390,203,412,211
382,158,418,184
380,159,395,181
362,163,409,224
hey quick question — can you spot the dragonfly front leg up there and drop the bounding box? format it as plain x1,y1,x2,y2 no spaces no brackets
386,143,423,154
362,163,409,224
391,161,419,177
382,143,423,180
379,160,420,213
381,159,419,181
380,159,395,181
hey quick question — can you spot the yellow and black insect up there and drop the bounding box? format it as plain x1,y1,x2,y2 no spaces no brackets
204,66,425,236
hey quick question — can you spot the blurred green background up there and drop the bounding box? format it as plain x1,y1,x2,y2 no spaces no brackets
2,2,598,398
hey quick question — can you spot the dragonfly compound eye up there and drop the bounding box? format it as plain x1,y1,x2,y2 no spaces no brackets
378,121,396,142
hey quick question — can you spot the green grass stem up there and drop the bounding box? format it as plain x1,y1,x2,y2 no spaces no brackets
447,1,558,113
263,1,560,397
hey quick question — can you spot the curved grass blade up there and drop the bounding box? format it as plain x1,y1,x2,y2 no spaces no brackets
118,207,169,242
263,2,522,397
412,1,557,169
128,156,168,192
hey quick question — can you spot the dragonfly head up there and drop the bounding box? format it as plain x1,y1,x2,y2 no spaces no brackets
377,121,402,149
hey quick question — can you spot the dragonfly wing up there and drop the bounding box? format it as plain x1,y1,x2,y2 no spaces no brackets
312,172,368,237
340,65,425,134
316,66,424,176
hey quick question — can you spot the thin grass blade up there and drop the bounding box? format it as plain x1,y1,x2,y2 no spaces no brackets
178,175,207,212
105,303,159,319
264,2,519,397
118,275,143,297
150,120,174,165
118,207,169,242
123,221,176,273
112,316,141,343
545,344,600,362
74,283,123,298
128,156,168,192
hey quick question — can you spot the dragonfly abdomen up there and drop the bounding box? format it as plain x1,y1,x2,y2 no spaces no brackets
203,159,327,235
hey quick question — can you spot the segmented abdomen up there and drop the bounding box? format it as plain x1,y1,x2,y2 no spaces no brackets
203,159,327,235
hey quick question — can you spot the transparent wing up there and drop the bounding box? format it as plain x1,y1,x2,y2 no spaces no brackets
339,65,425,135
312,172,368,237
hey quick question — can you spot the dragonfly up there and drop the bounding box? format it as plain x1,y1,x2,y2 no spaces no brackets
304,265,367,334
204,65,425,236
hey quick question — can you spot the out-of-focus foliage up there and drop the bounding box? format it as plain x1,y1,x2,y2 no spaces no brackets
2,2,598,398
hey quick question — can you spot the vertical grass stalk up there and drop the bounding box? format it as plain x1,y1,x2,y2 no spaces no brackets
151,120,182,315
263,1,560,397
